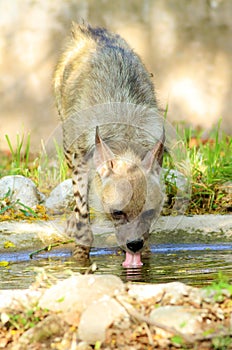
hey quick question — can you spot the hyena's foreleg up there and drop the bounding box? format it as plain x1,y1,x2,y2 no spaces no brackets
65,149,93,260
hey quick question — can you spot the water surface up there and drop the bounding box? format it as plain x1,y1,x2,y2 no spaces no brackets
1,243,232,289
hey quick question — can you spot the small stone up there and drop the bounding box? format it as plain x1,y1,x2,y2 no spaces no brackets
188,288,204,306
162,282,192,304
45,179,74,212
0,175,42,208
39,275,124,313
127,283,164,301
218,181,232,194
78,297,129,344
163,168,189,193
1,312,10,325
76,341,92,350
15,314,65,349
150,305,202,334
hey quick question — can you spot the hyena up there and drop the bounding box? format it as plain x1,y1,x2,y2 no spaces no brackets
53,23,165,267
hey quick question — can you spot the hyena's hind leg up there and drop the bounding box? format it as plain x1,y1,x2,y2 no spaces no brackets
65,149,93,260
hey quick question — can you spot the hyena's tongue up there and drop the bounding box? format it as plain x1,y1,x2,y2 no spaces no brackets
122,252,143,268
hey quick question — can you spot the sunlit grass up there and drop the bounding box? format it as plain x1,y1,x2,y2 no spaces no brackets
4,133,31,177
37,138,69,193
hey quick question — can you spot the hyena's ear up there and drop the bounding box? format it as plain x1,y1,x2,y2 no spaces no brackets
142,130,165,173
94,126,115,174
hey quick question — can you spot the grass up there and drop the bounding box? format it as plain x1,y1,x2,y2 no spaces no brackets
163,120,231,214
0,188,48,222
38,138,69,193
0,122,231,216
0,133,69,191
4,132,31,177
204,272,232,302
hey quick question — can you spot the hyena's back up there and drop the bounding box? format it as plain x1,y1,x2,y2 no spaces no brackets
54,23,157,121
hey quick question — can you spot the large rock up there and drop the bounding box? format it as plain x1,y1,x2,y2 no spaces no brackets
128,281,193,303
45,179,74,212
0,289,42,311
150,305,203,334
78,297,129,344
39,274,124,313
0,175,43,208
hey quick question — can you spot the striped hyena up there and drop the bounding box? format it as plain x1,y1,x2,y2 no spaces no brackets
53,23,165,267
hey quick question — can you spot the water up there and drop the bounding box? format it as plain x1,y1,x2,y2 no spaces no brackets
1,243,232,289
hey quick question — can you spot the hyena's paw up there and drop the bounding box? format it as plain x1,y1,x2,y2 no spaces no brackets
72,244,91,261
65,213,93,260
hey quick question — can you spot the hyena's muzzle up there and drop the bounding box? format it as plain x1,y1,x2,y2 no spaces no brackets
114,208,157,267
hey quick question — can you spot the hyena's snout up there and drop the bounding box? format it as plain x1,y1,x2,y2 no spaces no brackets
116,220,150,268
116,209,155,252
126,238,144,253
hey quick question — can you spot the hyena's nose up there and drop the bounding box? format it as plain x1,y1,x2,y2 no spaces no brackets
126,238,144,253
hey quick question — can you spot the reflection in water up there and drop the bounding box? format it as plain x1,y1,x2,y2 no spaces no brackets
0,243,232,289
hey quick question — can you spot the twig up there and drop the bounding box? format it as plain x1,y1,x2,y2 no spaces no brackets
115,295,195,343
29,240,74,259
143,321,154,346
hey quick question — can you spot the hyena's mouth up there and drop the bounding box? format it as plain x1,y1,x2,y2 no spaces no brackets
122,251,143,268
122,238,144,268
115,218,152,268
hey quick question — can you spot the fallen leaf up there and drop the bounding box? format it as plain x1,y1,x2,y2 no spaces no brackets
4,241,16,249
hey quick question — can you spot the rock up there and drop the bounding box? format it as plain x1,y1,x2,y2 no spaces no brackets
127,283,165,302
14,314,65,350
0,289,42,311
39,274,124,313
150,305,202,334
76,342,92,350
218,181,232,195
162,282,191,304
163,168,189,193
127,281,192,304
0,175,43,208
78,296,129,344
45,179,74,212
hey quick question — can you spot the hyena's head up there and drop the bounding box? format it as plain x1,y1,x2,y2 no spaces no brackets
94,127,164,267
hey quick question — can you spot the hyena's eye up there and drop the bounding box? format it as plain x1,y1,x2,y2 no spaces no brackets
141,209,155,221
111,210,126,221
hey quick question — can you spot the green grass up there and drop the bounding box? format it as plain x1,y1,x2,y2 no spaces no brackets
204,272,232,302
4,132,31,177
0,133,69,192
38,138,69,192
0,122,231,215
163,121,231,214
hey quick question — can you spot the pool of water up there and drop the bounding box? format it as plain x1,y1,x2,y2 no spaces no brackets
1,243,232,289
